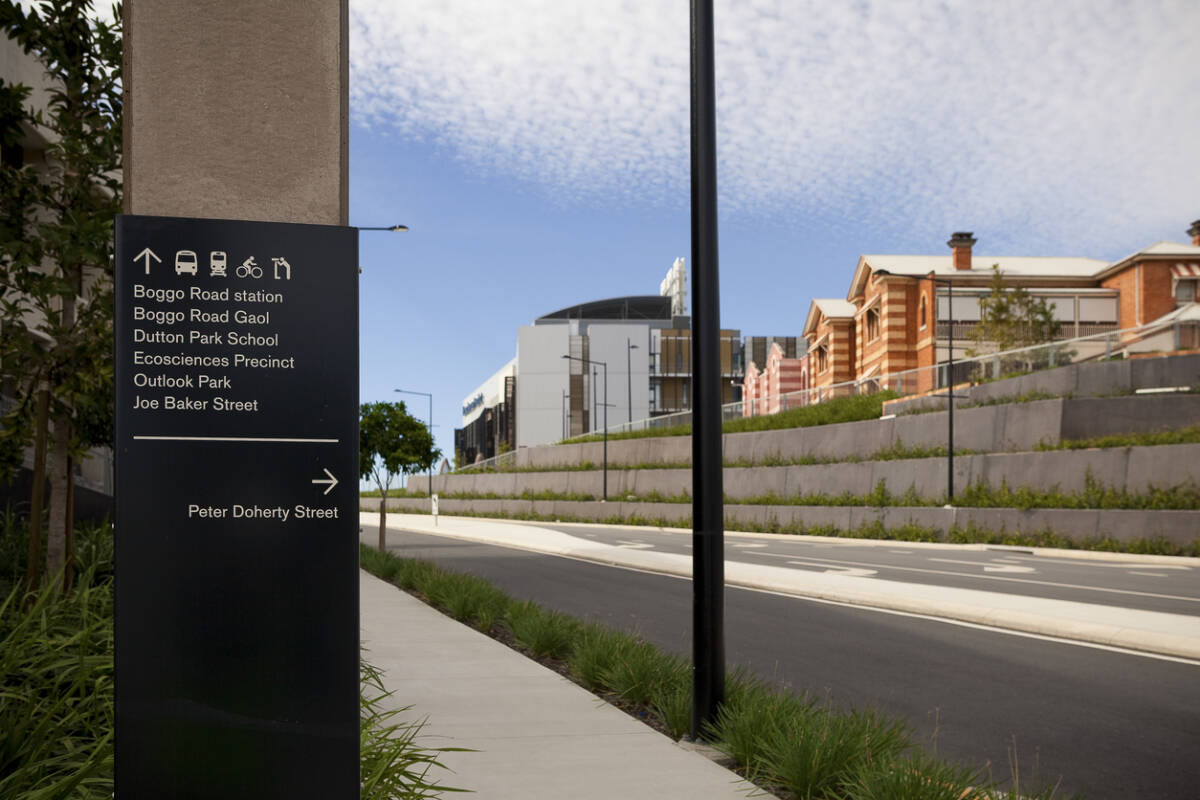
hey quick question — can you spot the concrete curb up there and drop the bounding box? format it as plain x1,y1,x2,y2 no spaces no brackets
363,512,1200,661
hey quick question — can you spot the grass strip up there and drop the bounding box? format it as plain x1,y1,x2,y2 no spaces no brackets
371,474,1200,512
0,514,464,799
360,543,1081,799
1043,422,1200,450
561,391,900,444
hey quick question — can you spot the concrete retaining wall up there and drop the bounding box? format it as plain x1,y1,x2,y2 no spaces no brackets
426,444,1200,503
498,396,1200,470
884,351,1200,415
373,497,1200,548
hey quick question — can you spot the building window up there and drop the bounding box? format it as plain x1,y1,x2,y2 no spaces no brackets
919,295,927,329
1177,280,1198,304
866,307,880,342
816,345,829,373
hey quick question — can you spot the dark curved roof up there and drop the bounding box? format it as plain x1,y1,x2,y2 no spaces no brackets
537,295,672,322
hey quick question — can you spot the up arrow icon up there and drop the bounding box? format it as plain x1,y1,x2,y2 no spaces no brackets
134,247,162,275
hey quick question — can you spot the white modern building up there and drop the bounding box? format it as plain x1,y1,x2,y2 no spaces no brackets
455,260,796,463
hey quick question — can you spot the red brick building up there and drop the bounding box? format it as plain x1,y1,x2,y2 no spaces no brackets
742,342,809,417
805,221,1200,394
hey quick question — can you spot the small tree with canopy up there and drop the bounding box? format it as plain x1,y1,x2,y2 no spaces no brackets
968,264,1064,376
359,401,439,551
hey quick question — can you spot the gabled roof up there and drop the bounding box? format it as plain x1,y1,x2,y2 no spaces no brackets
803,298,857,337
847,254,1108,300
1094,241,1200,281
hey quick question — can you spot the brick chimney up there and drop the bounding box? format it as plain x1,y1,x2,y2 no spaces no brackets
1189,220,1200,247
947,231,976,271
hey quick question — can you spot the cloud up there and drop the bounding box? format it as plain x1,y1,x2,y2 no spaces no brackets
350,0,1200,253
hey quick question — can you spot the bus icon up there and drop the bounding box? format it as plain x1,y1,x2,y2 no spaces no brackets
175,250,198,276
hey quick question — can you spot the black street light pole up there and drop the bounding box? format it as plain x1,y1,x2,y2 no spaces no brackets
873,270,957,501
627,338,640,425
394,389,433,497
690,0,725,737
562,355,607,500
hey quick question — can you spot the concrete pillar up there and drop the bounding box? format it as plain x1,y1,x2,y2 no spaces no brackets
123,1,348,225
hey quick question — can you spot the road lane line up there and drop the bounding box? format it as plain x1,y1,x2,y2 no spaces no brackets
748,551,1200,604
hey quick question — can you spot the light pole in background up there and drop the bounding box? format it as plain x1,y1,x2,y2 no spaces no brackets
626,338,640,425
872,269,959,501
394,388,434,497
562,389,569,439
562,354,607,500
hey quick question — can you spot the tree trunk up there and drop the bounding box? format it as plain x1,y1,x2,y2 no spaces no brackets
377,495,387,551
45,283,77,588
46,416,71,584
64,454,75,591
24,386,51,595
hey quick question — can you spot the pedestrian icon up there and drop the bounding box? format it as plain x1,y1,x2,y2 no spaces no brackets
272,257,292,280
236,256,263,279
210,251,228,277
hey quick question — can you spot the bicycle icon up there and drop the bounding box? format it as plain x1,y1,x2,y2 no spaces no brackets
236,256,263,279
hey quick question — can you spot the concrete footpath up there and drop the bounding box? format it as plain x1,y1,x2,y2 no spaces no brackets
359,569,756,799
361,512,1200,661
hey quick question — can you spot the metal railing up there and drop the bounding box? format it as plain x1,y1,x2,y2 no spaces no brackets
454,315,1194,472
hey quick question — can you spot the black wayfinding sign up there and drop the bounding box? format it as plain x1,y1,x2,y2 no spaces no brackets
114,215,358,798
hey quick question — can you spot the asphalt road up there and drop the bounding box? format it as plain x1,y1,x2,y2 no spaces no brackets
383,524,1200,800
549,523,1200,616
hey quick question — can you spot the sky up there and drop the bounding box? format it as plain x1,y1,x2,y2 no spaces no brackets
346,0,1200,471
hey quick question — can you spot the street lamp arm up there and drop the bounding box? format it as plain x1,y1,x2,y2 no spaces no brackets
358,224,409,232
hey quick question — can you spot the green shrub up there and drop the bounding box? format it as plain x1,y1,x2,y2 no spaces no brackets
846,752,986,800
439,574,508,632
505,600,578,660
707,680,806,779
360,659,467,798
570,623,631,690
649,676,692,740
600,640,685,707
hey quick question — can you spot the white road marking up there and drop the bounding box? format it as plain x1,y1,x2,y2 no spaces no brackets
615,540,654,549
732,542,769,548
787,561,878,578
1129,572,1170,578
1005,555,1192,571
930,558,1036,574
748,551,1200,603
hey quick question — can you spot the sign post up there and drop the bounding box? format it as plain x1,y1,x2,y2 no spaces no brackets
114,214,359,798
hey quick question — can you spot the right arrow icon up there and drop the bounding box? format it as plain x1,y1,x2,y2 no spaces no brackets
312,468,338,495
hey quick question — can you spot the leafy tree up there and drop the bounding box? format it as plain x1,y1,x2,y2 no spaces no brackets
968,264,1062,374
359,401,439,551
1,0,122,591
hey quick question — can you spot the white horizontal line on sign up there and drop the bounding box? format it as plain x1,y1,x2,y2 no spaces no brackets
133,435,339,443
